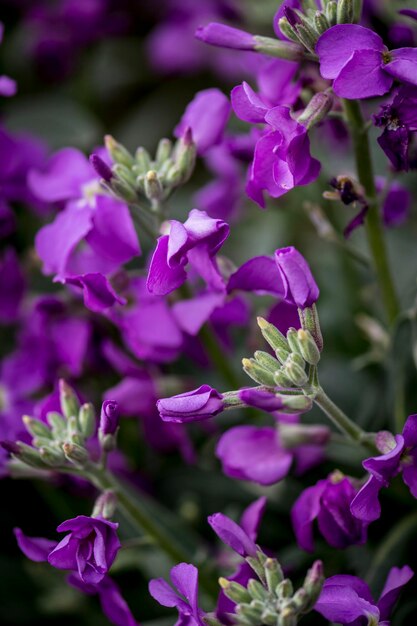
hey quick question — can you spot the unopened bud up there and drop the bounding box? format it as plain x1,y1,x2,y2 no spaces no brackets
246,556,267,583
298,304,323,351
247,579,269,602
99,400,120,437
111,179,137,203
135,147,151,173
156,138,172,165
39,446,65,467
280,607,297,626
337,0,354,23
100,433,117,453
296,329,321,365
242,358,276,387
277,17,301,43
264,558,284,593
235,603,263,624
286,328,303,356
253,35,305,61
254,350,280,373
218,578,251,604
13,442,47,469
303,560,324,608
257,317,290,354
105,135,134,168
89,154,113,182
79,403,96,438
314,11,329,34
62,442,89,465
59,380,79,420
298,90,334,129
276,347,292,365
326,1,338,25
279,394,313,413
113,163,136,188
144,170,164,203
292,588,309,612
277,579,293,599
46,411,67,437
22,416,52,440
92,490,117,519
261,609,277,626
274,368,294,388
284,357,308,387
173,133,197,185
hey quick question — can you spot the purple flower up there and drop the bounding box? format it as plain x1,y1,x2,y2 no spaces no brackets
100,400,120,436
275,246,319,308
316,24,417,99
149,562,205,626
216,423,326,486
315,566,414,625
157,385,224,423
291,473,368,552
246,106,320,207
69,574,139,626
146,209,229,296
65,273,126,313
174,88,231,155
208,512,258,557
15,515,120,584
195,23,255,50
374,85,417,171
351,416,417,522
376,177,411,227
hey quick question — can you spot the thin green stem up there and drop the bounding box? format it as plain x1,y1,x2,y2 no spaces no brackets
313,387,365,443
343,99,399,325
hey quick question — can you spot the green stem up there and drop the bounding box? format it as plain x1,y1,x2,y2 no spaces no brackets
343,99,399,325
313,386,373,450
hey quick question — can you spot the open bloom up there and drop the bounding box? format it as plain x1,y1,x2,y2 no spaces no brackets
157,385,224,423
147,209,229,296
15,515,120,584
315,566,414,625
291,472,368,552
246,106,320,207
149,563,205,626
316,24,417,99
351,416,417,522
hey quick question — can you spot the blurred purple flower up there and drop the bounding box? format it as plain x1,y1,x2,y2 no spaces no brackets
315,566,414,625
0,248,25,324
149,562,205,626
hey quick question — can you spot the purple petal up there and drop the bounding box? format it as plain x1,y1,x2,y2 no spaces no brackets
147,236,187,296
333,49,393,99
0,75,17,97
363,434,404,483
172,292,225,336
170,563,199,616
98,577,139,626
399,9,417,21
291,481,327,552
402,450,417,498
315,577,378,623
149,578,181,608
274,247,319,308
378,565,414,621
402,414,417,447
239,388,285,413
14,528,56,562
227,255,285,296
65,273,126,312
382,182,410,226
385,48,417,86
350,475,384,522
157,385,224,423
231,82,269,124
240,497,267,541
216,425,293,486
28,148,93,203
174,89,231,155
316,24,385,79
208,512,258,557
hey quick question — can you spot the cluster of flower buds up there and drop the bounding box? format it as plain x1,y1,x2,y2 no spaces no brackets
1,381,119,473
219,552,324,626
91,132,196,210
278,0,357,54
242,315,322,393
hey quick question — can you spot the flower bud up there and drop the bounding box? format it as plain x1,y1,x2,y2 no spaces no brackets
280,607,297,626
261,609,278,626
253,36,305,61
264,558,284,593
144,170,164,203
337,0,354,24
279,394,313,413
78,403,96,438
46,411,67,437
242,358,276,387
173,131,197,184
257,317,290,354
105,135,134,168
286,328,303,356
99,401,120,437
283,357,308,387
67,415,83,445
135,146,151,173
247,579,269,602
314,11,330,34
326,1,338,25
39,445,66,467
195,23,256,51
219,578,251,604
275,247,319,309
6,441,48,469
299,304,323,351
157,385,224,423
277,17,301,43
235,603,263,624
276,579,293,599
92,490,118,519
254,350,280,373
22,416,52,440
279,422,329,448
111,179,137,203
274,369,294,388
156,138,172,165
303,560,324,608
59,380,79,420
62,442,89,465
296,329,321,365
89,154,113,182
292,588,309,612
297,90,334,130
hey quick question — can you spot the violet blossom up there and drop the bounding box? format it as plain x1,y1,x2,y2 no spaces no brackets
315,566,414,625
351,416,417,522
291,472,369,552
0,248,26,324
316,24,417,99
15,515,121,584
146,209,229,296
149,562,205,626
99,400,120,436
245,106,320,208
